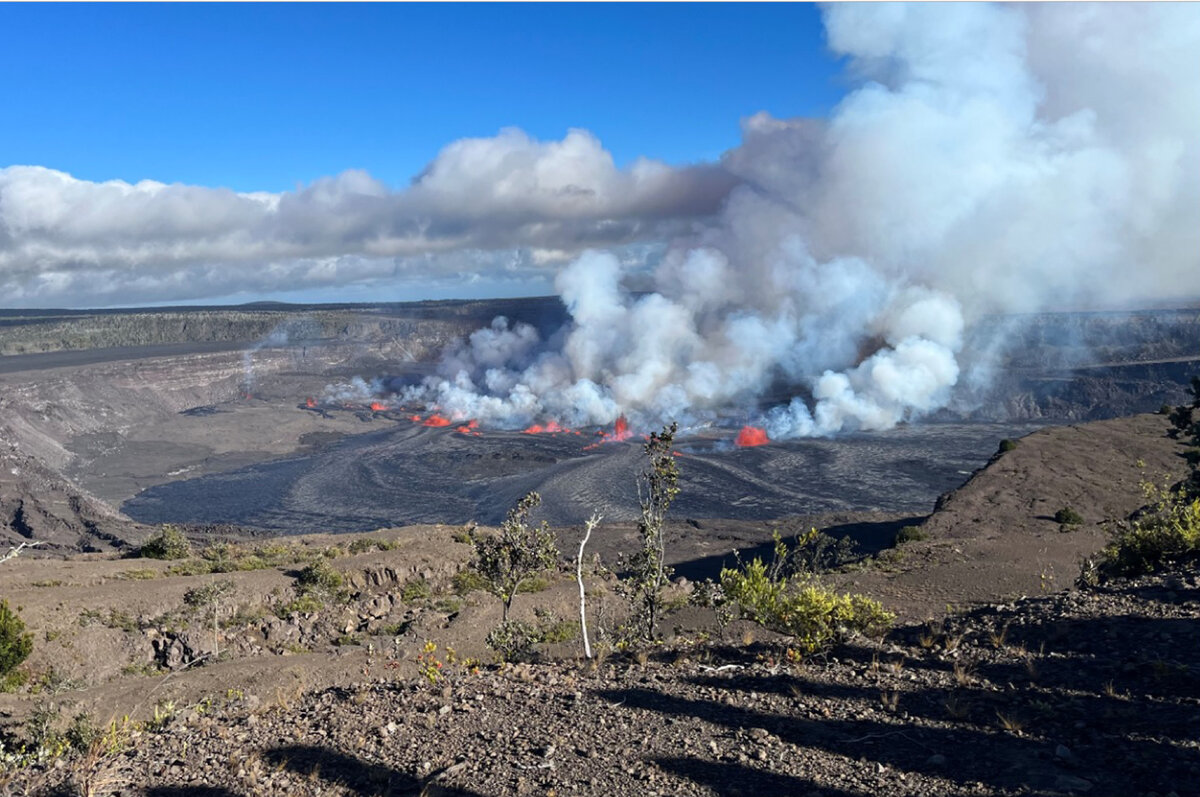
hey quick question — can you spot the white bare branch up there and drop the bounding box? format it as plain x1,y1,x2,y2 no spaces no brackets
577,513,601,660
0,540,43,565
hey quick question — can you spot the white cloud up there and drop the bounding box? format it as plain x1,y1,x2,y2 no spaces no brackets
0,129,734,306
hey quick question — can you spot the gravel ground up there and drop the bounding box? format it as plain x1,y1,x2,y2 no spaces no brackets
7,568,1196,797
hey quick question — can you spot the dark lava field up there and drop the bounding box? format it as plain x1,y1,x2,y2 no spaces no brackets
120,417,1046,530
1,298,1196,547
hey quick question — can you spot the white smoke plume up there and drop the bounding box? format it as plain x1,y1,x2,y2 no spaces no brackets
407,3,1200,437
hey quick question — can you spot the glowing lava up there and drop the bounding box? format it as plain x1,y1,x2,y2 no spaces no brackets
423,414,452,427
456,420,481,435
305,397,317,408
370,402,387,412
735,426,770,447
522,420,567,434
585,416,634,449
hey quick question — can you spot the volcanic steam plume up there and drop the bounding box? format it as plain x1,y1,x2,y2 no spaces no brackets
404,3,1199,437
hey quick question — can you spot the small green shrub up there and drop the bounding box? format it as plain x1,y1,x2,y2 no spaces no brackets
1,667,31,693
377,620,412,637
998,438,1018,454
139,525,191,560
275,594,325,617
720,542,892,654
515,574,551,594
1054,507,1084,526
894,525,928,544
296,560,344,594
452,568,488,595
400,578,431,602
789,527,858,572
0,600,33,678
537,618,581,644
485,619,541,662
1087,492,1200,580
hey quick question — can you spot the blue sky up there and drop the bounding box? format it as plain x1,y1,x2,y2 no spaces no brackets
2,2,842,193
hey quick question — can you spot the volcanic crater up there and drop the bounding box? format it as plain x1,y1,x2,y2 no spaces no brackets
0,298,1197,554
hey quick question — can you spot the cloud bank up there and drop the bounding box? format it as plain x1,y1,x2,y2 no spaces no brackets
0,128,734,306
402,2,1200,436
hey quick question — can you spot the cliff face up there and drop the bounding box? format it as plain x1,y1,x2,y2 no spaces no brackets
0,297,566,355
952,309,1200,420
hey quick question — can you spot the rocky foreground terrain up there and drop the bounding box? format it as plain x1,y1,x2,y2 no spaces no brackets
0,412,1196,797
11,568,1197,797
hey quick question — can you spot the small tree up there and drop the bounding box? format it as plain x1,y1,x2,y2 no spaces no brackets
621,422,680,641
0,599,33,678
140,525,191,560
470,492,558,622
183,579,236,660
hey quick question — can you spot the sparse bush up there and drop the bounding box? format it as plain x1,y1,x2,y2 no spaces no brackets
789,527,858,571
469,491,559,622
720,535,892,654
139,525,191,560
1084,488,1200,581
0,600,33,679
618,422,680,642
400,578,431,603
486,619,541,662
894,525,928,544
515,574,551,594
452,568,488,596
296,560,343,594
1055,507,1084,527
998,438,1018,454
275,594,325,617
537,617,581,644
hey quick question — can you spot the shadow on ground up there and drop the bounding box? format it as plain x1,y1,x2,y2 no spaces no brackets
262,745,484,797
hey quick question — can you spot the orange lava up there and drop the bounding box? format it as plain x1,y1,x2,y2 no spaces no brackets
305,397,317,408
735,425,770,447
455,420,481,435
370,402,387,412
423,414,452,427
585,416,634,449
523,419,567,434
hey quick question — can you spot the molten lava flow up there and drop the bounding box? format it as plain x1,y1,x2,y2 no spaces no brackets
585,416,635,449
522,419,567,434
601,416,632,442
305,397,317,408
423,414,451,427
370,402,387,412
735,426,770,447
455,420,481,435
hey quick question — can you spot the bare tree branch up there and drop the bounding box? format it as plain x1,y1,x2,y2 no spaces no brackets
0,540,43,565
577,513,601,659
